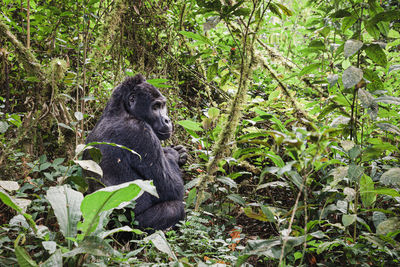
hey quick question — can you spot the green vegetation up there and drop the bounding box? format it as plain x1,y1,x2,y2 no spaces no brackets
1,0,400,265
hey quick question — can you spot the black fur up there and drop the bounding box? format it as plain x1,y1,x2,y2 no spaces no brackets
84,74,187,230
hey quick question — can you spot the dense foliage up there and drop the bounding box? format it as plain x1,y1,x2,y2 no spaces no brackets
1,0,400,266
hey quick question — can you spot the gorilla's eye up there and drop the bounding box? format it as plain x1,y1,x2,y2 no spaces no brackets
129,95,135,102
152,103,161,110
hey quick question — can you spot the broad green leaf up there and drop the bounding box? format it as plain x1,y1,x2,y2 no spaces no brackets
348,164,363,181
99,225,143,239
342,66,363,89
46,185,83,239
358,89,378,120
244,207,269,222
63,236,120,257
186,187,196,207
207,107,220,119
147,78,172,88
327,74,339,88
342,16,357,32
179,31,212,46
369,11,400,24
74,160,103,177
227,194,246,206
344,40,363,58
0,121,9,133
177,120,203,132
348,145,362,161
40,250,62,267
376,217,400,235
207,63,218,81
42,241,57,254
144,231,177,261
365,44,387,67
0,180,19,191
380,168,400,186
365,22,380,39
74,111,84,121
79,180,157,237
342,214,356,227
276,3,293,16
299,63,321,76
360,175,376,207
15,245,38,267
372,212,387,229
331,9,351,18
261,205,276,223
0,189,36,232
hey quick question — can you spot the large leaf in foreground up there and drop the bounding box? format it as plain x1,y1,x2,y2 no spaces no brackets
79,180,157,237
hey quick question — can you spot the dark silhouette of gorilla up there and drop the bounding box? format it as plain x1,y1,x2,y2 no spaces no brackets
84,74,187,230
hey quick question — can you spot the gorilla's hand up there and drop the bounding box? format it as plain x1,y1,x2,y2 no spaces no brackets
172,145,187,167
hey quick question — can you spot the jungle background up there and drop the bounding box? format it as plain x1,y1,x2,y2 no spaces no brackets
1,0,400,266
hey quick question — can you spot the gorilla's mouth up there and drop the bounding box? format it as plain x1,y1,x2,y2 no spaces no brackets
157,131,172,140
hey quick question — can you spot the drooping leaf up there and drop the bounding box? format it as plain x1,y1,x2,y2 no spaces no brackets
342,214,356,227
327,74,339,87
276,3,293,16
376,123,400,135
74,160,103,177
376,217,400,235
375,96,400,105
358,89,378,120
331,9,351,18
260,205,276,223
15,245,38,267
179,31,212,46
144,231,177,261
380,168,400,186
344,40,363,58
46,185,83,239
79,180,157,237
243,207,269,222
342,16,357,32
360,175,376,207
63,236,120,257
342,66,363,89
177,120,204,132
348,164,363,181
299,63,321,76
365,44,387,67
388,64,400,74
227,194,246,206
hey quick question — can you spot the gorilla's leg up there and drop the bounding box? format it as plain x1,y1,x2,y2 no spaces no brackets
135,201,185,230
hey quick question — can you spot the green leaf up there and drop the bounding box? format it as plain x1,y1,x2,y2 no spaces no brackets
269,3,282,19
388,64,400,74
376,217,400,235
63,236,120,257
0,121,9,133
46,185,84,239
260,205,276,223
344,40,363,58
360,175,376,207
41,250,62,267
144,231,177,261
342,16,357,32
177,120,203,132
348,164,363,181
365,22,380,39
299,63,321,76
179,31,212,46
243,207,269,222
342,214,356,227
186,187,196,207
74,111,84,121
15,245,38,267
74,160,103,177
227,194,246,206
369,11,400,24
207,63,218,82
79,180,157,237
276,3,293,16
375,96,400,105
331,9,352,18
342,66,363,89
365,44,387,67
380,168,400,186
358,89,378,120
376,123,400,135
207,107,220,119
147,78,172,88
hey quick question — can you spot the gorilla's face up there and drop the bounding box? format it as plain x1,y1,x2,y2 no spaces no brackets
127,82,173,140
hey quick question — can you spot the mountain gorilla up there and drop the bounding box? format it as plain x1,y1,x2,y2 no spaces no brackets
84,74,187,230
